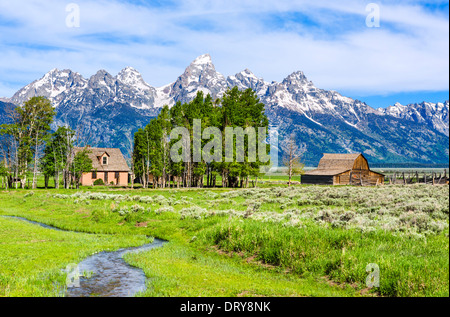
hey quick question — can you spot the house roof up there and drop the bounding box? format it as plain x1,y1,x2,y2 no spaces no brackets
73,147,130,172
304,153,363,176
97,151,110,158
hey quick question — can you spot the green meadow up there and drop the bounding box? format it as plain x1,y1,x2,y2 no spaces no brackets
0,184,448,297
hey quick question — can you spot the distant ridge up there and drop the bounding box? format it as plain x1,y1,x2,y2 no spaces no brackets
6,54,449,165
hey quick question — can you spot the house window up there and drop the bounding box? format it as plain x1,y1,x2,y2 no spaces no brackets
105,172,108,183
115,172,120,179
92,171,97,179
102,157,108,165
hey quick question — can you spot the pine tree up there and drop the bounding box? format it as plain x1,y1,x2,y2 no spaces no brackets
70,148,93,189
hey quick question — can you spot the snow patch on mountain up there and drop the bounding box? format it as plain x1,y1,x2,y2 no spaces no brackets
6,54,449,164
379,100,449,136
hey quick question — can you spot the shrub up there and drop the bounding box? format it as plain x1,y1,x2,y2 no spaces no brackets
24,191,35,198
93,178,104,186
131,204,145,213
155,206,174,214
180,206,208,219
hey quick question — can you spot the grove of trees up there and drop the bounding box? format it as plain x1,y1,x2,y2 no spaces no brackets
0,97,93,189
0,86,273,190
132,87,271,188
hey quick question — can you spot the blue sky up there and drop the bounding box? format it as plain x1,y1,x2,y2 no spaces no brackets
0,0,448,108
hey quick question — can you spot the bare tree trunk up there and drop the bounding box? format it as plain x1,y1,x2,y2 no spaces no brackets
32,130,40,189
162,169,166,188
142,158,147,189
20,176,26,189
222,170,226,188
54,171,59,189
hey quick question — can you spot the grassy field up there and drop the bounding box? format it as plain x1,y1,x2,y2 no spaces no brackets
0,184,448,297
0,216,149,297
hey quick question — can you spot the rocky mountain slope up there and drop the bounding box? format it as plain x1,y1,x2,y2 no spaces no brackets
0,100,15,125
378,101,449,136
5,54,449,165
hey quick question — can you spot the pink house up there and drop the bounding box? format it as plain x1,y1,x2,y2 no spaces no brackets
73,147,130,186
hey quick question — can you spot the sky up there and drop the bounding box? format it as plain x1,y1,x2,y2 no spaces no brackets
0,0,448,108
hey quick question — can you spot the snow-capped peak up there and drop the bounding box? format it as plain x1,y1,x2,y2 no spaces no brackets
191,54,213,66
378,100,449,136
227,68,268,92
36,69,68,86
283,71,310,85
89,70,114,82
239,69,258,80
117,66,150,90
10,68,85,104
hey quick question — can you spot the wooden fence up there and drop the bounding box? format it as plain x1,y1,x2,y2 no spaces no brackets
387,171,449,185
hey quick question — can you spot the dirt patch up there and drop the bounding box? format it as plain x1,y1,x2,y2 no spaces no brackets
321,276,380,297
75,209,89,215
237,291,267,297
135,222,148,228
11,239,57,245
29,239,52,243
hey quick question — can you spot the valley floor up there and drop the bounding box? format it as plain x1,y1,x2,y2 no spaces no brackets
0,184,448,297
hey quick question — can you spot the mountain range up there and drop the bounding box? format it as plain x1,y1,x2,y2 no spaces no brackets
1,54,448,166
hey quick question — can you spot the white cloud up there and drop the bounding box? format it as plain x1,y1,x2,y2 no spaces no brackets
0,0,448,97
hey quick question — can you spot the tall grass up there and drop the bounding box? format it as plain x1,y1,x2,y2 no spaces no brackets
200,218,449,297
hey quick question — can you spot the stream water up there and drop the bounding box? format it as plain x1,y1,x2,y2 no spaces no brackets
2,216,165,297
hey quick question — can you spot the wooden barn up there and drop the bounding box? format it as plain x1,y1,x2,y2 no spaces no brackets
301,153,385,186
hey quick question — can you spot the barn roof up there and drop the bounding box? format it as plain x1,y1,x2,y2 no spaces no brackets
73,147,130,172
304,153,364,176
304,168,351,176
